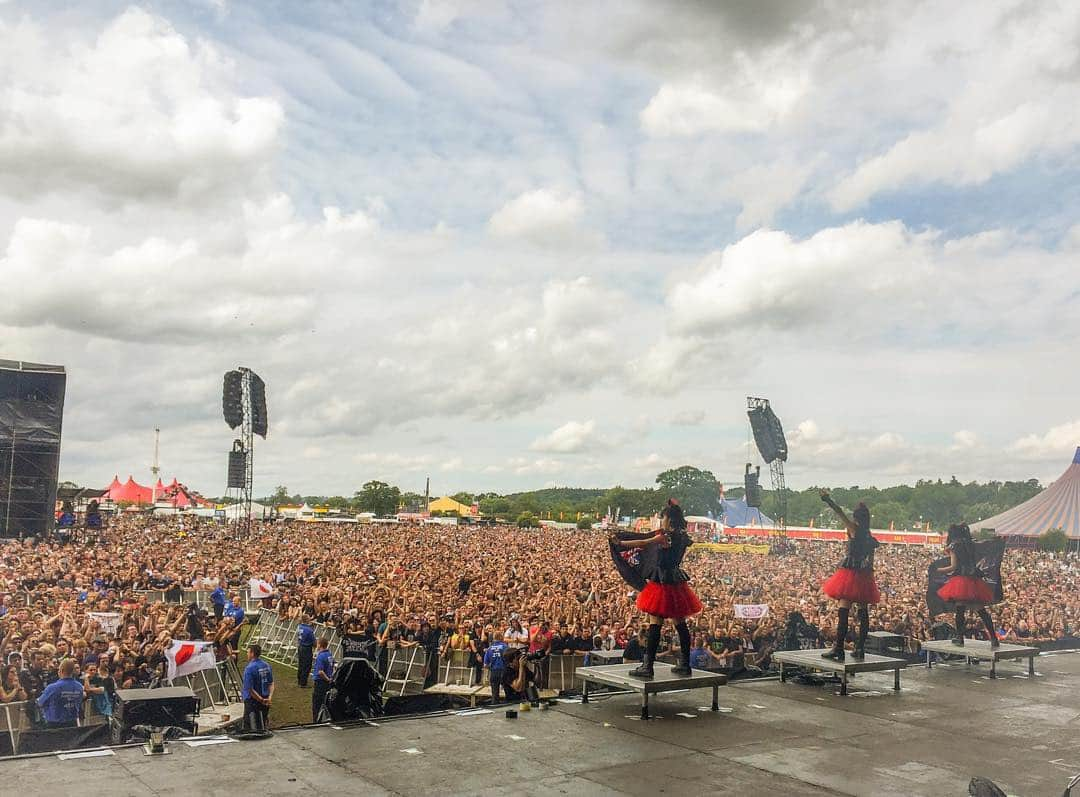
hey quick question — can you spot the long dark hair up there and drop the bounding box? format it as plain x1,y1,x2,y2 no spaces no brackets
661,499,691,546
946,523,972,545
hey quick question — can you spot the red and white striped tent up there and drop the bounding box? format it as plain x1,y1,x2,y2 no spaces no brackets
969,448,1080,540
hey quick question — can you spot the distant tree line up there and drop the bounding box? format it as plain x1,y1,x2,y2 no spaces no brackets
260,469,1044,531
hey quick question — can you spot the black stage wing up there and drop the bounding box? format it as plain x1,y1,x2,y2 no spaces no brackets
609,531,658,591
926,538,1006,617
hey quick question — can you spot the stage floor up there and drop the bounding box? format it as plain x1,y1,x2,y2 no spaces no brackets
5,648,1080,796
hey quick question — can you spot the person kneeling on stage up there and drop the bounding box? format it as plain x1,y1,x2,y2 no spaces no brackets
819,491,880,661
936,523,999,648
610,499,702,679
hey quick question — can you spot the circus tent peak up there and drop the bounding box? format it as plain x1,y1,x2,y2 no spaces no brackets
969,447,1080,539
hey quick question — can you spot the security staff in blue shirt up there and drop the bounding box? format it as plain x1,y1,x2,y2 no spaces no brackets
311,637,334,723
210,581,227,621
242,643,274,732
224,593,245,626
36,658,84,728
297,616,316,687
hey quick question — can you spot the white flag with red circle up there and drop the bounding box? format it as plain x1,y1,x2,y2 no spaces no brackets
249,578,276,599
165,639,217,681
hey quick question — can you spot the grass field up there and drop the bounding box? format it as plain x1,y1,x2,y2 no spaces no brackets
239,626,314,728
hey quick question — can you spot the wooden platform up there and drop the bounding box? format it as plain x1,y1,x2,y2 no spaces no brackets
773,648,908,695
575,662,728,719
921,638,1038,678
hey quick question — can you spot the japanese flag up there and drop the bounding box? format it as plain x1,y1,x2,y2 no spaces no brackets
166,640,217,681
249,578,276,599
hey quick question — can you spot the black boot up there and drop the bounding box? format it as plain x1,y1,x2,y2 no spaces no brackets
952,607,966,645
630,623,660,679
851,605,869,660
977,608,1000,648
671,621,692,677
822,607,848,660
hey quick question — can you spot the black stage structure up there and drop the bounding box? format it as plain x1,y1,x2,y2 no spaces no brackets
0,360,66,539
222,367,267,537
747,396,788,531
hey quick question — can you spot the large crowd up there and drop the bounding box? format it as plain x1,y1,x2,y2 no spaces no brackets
2,514,1079,713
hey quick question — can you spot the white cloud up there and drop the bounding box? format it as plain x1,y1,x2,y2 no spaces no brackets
1009,420,1080,463
641,64,808,137
487,188,599,247
829,4,1080,210
530,420,600,453
0,8,283,202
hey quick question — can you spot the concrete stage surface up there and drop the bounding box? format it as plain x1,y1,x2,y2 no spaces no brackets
5,649,1080,797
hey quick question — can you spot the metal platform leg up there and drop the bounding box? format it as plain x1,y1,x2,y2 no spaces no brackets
840,671,848,696
779,661,786,682
894,668,901,692
712,685,719,711
641,692,649,720
1029,656,1035,676
990,658,997,679
926,651,932,669
582,679,589,704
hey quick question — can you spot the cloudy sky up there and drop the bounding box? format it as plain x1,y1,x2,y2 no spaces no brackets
4,1,1080,497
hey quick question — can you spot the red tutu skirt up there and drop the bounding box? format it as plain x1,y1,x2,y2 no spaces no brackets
937,575,993,604
636,581,703,619
821,567,880,604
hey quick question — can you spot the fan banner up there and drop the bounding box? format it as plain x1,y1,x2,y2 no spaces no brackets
734,604,769,619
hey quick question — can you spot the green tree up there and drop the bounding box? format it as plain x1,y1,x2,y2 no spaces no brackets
516,511,539,528
479,496,512,518
1037,528,1069,553
655,466,721,517
576,517,593,530
270,485,291,506
400,492,427,512
354,480,402,517
451,492,475,506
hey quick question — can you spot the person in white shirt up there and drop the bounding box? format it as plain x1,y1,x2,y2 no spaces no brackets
504,617,528,649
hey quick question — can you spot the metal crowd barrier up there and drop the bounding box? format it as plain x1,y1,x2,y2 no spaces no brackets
546,653,587,692
130,588,264,614
249,609,428,694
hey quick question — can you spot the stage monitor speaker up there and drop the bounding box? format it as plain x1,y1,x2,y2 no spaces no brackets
111,686,199,743
227,449,247,488
0,360,66,539
747,404,788,464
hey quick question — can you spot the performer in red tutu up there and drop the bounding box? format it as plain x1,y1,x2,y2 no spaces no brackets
936,523,999,647
819,491,880,661
609,499,702,679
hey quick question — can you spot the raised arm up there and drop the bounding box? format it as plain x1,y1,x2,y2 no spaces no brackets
820,492,856,536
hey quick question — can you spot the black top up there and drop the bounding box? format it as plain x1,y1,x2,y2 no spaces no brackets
947,538,979,577
650,532,692,584
839,531,879,571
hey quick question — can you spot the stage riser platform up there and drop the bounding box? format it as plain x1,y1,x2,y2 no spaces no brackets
921,638,1038,678
575,663,728,719
773,648,908,695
